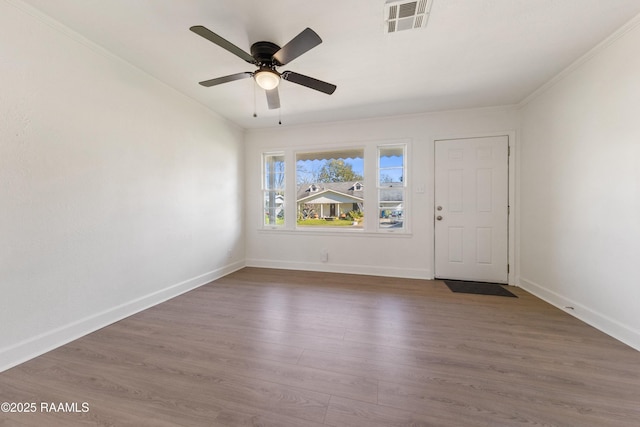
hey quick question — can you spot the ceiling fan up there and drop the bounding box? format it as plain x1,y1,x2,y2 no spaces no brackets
190,26,337,110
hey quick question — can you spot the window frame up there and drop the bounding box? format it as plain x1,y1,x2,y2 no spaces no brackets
259,139,410,234
262,152,286,228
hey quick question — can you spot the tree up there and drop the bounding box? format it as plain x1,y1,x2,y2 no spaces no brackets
296,163,320,184
380,173,403,184
317,159,363,183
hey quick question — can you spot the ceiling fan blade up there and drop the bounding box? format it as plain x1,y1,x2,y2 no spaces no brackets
273,28,322,65
266,88,281,110
190,25,256,64
282,71,336,95
199,72,253,87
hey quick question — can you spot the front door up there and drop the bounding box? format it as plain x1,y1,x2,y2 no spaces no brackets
434,136,509,283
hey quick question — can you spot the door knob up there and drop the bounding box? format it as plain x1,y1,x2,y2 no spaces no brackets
436,215,443,221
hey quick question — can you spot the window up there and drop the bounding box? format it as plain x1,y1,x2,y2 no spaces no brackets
261,142,409,233
296,149,364,228
378,145,405,230
263,153,285,226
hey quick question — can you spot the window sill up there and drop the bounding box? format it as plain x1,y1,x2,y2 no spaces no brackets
257,227,412,238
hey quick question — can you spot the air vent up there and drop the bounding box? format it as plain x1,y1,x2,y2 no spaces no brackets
384,0,433,33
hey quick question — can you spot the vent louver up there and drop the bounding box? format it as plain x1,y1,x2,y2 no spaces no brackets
384,0,433,33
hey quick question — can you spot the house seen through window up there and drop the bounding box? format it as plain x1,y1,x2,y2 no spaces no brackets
296,149,364,228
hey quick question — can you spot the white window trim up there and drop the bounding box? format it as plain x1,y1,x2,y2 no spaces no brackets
262,151,285,229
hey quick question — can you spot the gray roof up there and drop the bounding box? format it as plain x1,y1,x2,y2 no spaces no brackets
296,181,404,203
297,182,363,202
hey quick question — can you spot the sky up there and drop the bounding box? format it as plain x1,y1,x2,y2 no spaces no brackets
296,154,403,184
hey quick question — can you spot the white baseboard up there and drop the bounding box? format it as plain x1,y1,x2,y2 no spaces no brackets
246,258,432,280
0,260,245,373
519,276,640,351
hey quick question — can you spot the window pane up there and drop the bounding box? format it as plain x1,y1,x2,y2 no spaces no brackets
379,189,404,228
264,191,284,226
264,154,285,190
379,146,404,186
296,149,364,228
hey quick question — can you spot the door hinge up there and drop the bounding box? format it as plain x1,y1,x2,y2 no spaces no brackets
508,145,511,156
507,264,510,274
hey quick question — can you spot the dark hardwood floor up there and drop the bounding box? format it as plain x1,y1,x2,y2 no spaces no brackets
1,267,639,426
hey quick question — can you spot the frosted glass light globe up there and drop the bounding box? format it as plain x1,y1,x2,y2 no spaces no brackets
255,70,280,90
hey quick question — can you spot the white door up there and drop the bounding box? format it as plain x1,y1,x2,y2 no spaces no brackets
434,136,509,283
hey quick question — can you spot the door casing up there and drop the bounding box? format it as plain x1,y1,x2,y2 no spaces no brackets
433,133,515,283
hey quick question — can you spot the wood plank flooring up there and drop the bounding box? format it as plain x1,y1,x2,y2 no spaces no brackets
1,267,639,426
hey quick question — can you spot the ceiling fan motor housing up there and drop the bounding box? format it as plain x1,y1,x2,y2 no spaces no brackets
250,41,282,66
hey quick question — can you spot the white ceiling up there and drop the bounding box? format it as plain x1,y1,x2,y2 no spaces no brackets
18,0,640,129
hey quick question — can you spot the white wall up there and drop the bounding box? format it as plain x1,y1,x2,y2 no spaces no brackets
519,19,640,350
0,1,245,371
245,108,519,279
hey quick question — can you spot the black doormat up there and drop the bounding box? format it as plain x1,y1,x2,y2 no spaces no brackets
444,280,517,298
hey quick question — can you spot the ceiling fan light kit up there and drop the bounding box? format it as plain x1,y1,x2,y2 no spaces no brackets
189,25,336,113
254,69,280,90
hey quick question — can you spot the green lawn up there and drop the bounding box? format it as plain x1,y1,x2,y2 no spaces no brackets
264,217,285,225
297,218,358,227
265,217,363,227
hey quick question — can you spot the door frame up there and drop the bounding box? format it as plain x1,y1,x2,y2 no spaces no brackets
431,131,518,286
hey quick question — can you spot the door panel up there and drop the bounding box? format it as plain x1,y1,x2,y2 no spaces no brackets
434,136,509,283
448,227,464,262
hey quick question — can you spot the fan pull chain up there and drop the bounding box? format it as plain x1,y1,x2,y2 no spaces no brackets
279,107,282,125
252,81,257,118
